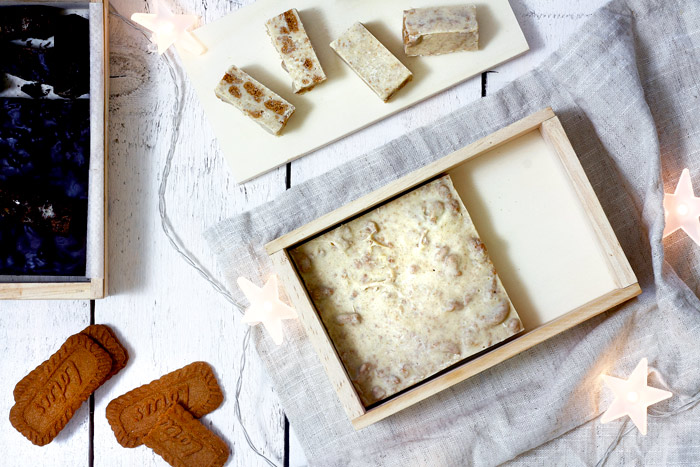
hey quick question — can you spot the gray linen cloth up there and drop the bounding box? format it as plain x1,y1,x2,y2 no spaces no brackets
205,0,700,464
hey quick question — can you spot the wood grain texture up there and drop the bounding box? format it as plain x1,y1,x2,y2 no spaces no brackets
0,280,104,300
271,110,639,429
101,0,111,298
541,118,637,289
282,0,609,462
266,107,555,254
269,250,365,420
92,0,288,465
0,1,611,465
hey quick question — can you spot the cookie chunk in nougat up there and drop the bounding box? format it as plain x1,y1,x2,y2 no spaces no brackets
291,175,522,405
214,65,295,135
266,8,326,93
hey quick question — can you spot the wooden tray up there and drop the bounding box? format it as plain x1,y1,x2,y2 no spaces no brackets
266,108,640,429
0,0,109,300
177,0,529,183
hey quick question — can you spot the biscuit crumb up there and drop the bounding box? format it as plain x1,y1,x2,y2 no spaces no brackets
243,82,264,102
283,10,299,32
264,99,289,115
265,8,326,93
222,73,241,84
281,36,296,54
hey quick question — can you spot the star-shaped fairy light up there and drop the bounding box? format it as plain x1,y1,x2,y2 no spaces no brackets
131,0,206,55
238,275,297,345
663,168,700,245
601,358,672,435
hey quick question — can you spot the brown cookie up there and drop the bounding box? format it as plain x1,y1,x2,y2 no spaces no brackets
80,324,129,380
9,334,113,446
106,362,224,448
144,403,229,467
13,324,128,402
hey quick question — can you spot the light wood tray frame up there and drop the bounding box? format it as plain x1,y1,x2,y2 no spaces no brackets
0,0,109,300
266,108,640,430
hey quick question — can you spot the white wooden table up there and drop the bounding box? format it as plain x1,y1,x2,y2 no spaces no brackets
0,1,607,465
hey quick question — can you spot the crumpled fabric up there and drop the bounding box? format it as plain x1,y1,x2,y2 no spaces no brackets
205,0,700,464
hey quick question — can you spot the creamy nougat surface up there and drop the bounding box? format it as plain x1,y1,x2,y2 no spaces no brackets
403,5,479,56
330,22,412,102
291,175,522,406
266,8,326,93
214,65,295,135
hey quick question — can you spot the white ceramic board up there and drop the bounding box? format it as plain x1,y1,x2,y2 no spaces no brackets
177,0,529,183
448,129,618,331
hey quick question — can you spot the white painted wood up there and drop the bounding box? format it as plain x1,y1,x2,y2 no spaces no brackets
0,1,611,466
177,0,528,183
92,0,287,466
489,0,607,93
288,425,307,467
0,302,91,464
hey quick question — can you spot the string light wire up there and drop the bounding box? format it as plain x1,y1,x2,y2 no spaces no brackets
109,6,278,466
110,6,700,467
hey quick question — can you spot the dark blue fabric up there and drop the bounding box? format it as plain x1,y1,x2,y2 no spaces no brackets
0,98,90,276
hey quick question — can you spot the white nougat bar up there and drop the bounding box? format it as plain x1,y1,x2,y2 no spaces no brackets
330,22,412,102
291,175,522,405
403,5,479,56
214,65,295,136
265,8,327,93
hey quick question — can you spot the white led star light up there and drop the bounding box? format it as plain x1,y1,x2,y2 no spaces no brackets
663,168,700,245
601,358,672,435
238,275,297,345
131,0,206,55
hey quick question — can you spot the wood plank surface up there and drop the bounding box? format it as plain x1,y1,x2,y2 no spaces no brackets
92,1,288,465
0,1,609,466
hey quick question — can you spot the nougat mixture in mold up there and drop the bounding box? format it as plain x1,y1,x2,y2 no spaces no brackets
291,175,522,406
